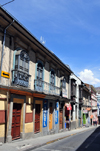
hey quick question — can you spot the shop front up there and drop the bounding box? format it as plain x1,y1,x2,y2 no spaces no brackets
82,110,88,126
48,100,59,134
65,103,72,129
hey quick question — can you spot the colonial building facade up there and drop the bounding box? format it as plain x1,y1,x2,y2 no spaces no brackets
0,7,93,143
86,84,97,125
0,7,72,143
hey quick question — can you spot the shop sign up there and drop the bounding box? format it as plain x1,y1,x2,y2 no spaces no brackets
62,88,67,98
1,71,10,78
83,110,87,113
43,100,48,127
55,110,58,124
56,102,59,110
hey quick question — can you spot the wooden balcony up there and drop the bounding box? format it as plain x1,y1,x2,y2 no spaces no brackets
12,70,31,88
34,79,60,96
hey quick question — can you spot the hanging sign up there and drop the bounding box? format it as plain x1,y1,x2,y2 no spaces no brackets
43,100,48,127
1,71,10,78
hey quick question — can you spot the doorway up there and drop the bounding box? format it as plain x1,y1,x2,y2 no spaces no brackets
35,104,40,133
11,103,22,140
59,103,63,130
49,102,53,130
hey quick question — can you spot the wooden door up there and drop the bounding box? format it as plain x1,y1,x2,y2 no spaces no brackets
59,109,63,130
35,104,40,133
49,103,53,130
11,103,22,140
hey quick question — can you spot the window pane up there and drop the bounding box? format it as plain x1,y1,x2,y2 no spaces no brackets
51,72,55,85
19,58,23,70
40,70,42,79
37,63,43,80
24,61,28,73
15,56,18,69
15,56,18,65
19,59,23,66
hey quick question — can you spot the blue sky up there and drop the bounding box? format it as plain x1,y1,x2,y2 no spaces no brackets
1,0,100,87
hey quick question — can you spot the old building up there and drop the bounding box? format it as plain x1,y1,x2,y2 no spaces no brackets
79,83,91,126
96,93,100,124
0,7,72,143
70,73,81,129
86,84,97,125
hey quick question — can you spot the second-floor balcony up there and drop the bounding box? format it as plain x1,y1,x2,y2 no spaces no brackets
12,70,31,88
34,79,60,96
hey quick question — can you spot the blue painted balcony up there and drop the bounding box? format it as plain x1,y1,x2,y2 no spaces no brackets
12,70,31,88
34,79,60,96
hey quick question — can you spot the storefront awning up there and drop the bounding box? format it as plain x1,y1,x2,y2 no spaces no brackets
65,103,72,110
86,108,91,111
90,115,93,119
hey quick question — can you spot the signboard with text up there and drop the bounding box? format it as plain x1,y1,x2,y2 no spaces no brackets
55,102,58,124
43,100,48,127
1,71,10,78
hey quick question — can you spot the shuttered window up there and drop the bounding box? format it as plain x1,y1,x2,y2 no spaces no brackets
15,50,29,73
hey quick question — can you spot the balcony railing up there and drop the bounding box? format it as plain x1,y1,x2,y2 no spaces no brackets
34,79,60,96
12,70,31,88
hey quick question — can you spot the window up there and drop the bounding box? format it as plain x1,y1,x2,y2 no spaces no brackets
37,62,43,80
50,70,55,85
19,50,29,73
50,70,55,91
36,62,43,88
61,78,66,89
13,49,30,87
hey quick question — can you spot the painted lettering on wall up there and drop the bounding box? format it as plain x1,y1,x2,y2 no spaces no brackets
55,102,58,124
43,100,48,127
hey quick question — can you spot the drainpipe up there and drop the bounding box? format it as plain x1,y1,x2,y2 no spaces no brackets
0,20,14,83
5,91,9,142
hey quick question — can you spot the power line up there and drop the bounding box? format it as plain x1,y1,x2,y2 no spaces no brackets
1,0,15,7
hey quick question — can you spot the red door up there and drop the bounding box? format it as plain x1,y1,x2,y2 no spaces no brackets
11,103,22,140
35,104,40,133
59,109,63,130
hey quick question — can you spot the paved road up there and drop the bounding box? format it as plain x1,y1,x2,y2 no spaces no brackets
29,127,100,151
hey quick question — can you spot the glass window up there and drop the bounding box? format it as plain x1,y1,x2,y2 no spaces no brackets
15,50,29,73
37,63,43,80
62,78,66,89
51,71,55,85
15,55,18,70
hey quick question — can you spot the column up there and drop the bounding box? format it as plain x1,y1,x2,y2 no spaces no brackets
21,102,26,139
7,101,13,143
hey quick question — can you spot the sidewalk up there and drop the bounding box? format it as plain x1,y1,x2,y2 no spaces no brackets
0,126,98,151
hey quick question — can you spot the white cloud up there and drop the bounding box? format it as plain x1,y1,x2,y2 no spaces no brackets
79,69,100,85
40,36,46,45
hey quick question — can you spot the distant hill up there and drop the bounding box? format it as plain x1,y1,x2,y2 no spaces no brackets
95,87,100,93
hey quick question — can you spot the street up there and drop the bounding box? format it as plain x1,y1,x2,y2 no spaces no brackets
28,127,100,151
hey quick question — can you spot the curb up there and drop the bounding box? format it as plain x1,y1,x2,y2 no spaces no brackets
23,126,96,151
